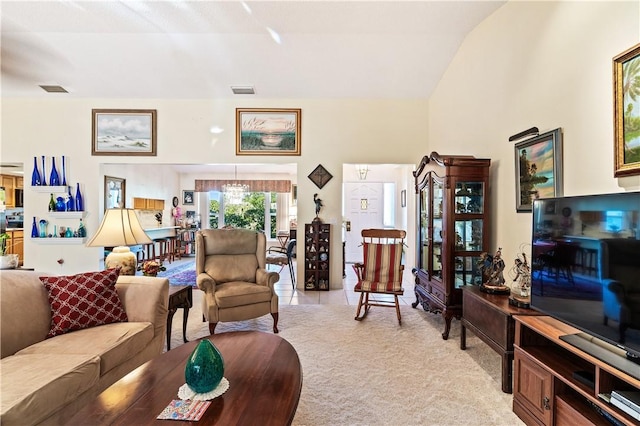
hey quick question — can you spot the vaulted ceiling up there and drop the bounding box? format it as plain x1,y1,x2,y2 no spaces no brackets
1,1,505,99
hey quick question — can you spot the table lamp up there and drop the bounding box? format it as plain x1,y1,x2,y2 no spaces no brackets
86,208,152,275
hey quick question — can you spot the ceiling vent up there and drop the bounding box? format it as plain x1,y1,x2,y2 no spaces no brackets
39,85,68,93
231,86,255,95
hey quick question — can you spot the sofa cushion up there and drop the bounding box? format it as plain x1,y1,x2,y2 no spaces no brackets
16,321,154,375
40,268,128,338
214,281,273,308
0,271,52,358
1,354,100,426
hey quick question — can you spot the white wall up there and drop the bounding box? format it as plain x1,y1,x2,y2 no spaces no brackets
2,98,428,281
428,0,640,265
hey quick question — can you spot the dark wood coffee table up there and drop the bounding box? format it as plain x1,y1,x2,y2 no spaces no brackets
67,331,302,425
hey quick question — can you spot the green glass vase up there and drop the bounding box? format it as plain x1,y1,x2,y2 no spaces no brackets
185,339,224,393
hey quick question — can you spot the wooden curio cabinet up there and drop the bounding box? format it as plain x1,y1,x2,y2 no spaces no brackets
412,152,491,339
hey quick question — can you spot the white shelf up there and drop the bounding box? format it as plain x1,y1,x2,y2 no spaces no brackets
31,237,86,245
48,211,86,219
31,186,69,193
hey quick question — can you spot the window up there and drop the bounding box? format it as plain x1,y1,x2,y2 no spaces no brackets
208,191,278,238
383,183,396,227
605,210,623,233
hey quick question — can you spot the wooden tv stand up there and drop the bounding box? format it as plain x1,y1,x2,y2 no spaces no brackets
513,315,640,426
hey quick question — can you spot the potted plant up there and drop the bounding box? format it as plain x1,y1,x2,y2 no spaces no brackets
0,232,18,269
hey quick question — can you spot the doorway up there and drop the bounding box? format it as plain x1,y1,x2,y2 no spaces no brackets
343,182,384,263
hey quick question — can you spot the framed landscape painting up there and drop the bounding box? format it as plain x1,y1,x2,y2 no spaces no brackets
92,109,157,156
514,128,563,212
614,43,640,177
236,108,301,156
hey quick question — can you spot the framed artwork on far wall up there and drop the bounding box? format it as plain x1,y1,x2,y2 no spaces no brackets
236,108,301,156
91,109,157,156
182,190,195,205
514,128,563,212
614,43,640,177
104,176,126,210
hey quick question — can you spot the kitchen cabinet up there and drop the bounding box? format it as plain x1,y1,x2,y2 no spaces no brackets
5,229,24,266
133,197,165,210
1,175,16,207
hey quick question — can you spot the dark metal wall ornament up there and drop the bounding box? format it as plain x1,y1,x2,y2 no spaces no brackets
308,164,333,189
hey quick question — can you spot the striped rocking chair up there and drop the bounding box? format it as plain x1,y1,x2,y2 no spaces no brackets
352,229,406,324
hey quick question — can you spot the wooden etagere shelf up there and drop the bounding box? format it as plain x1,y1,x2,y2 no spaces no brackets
303,222,330,291
513,315,640,426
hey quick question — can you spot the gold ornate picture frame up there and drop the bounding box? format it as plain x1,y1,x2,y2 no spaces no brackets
236,108,301,156
614,43,640,177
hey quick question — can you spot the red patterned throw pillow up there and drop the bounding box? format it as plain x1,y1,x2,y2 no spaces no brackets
40,268,128,338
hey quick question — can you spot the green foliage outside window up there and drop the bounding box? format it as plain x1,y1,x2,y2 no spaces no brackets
208,192,277,238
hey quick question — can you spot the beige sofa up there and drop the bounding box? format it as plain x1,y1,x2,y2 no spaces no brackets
0,270,169,426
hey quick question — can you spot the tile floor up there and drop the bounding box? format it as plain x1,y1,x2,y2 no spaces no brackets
165,257,417,307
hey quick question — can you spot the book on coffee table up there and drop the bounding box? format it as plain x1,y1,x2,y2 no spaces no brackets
157,399,211,421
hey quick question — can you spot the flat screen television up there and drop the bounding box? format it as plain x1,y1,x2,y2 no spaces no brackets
530,191,640,378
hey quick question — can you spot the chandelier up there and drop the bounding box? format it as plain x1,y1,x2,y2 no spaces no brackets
223,166,249,205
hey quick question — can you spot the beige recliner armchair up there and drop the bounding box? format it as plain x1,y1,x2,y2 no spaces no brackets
196,228,280,334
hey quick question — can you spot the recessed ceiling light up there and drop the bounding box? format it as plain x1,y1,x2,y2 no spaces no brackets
39,85,68,93
231,86,255,95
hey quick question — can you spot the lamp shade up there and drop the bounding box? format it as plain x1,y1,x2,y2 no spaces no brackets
87,209,152,275
87,209,152,247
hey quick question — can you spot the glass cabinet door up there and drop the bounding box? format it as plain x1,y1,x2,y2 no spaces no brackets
453,181,485,287
418,173,444,281
432,177,443,280
419,181,429,272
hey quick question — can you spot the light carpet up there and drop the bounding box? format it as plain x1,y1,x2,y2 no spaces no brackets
169,300,524,426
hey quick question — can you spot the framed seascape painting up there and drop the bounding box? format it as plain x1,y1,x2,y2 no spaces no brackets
514,128,563,212
92,109,157,156
236,108,301,156
614,43,640,177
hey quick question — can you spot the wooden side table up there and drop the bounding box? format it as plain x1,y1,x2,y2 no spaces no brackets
166,285,193,350
460,285,542,393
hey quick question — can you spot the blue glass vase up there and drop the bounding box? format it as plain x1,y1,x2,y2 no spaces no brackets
184,339,224,393
61,155,67,186
31,157,41,186
38,219,48,238
50,157,60,186
75,183,83,212
31,217,38,238
55,196,65,212
41,156,47,186
66,187,74,211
